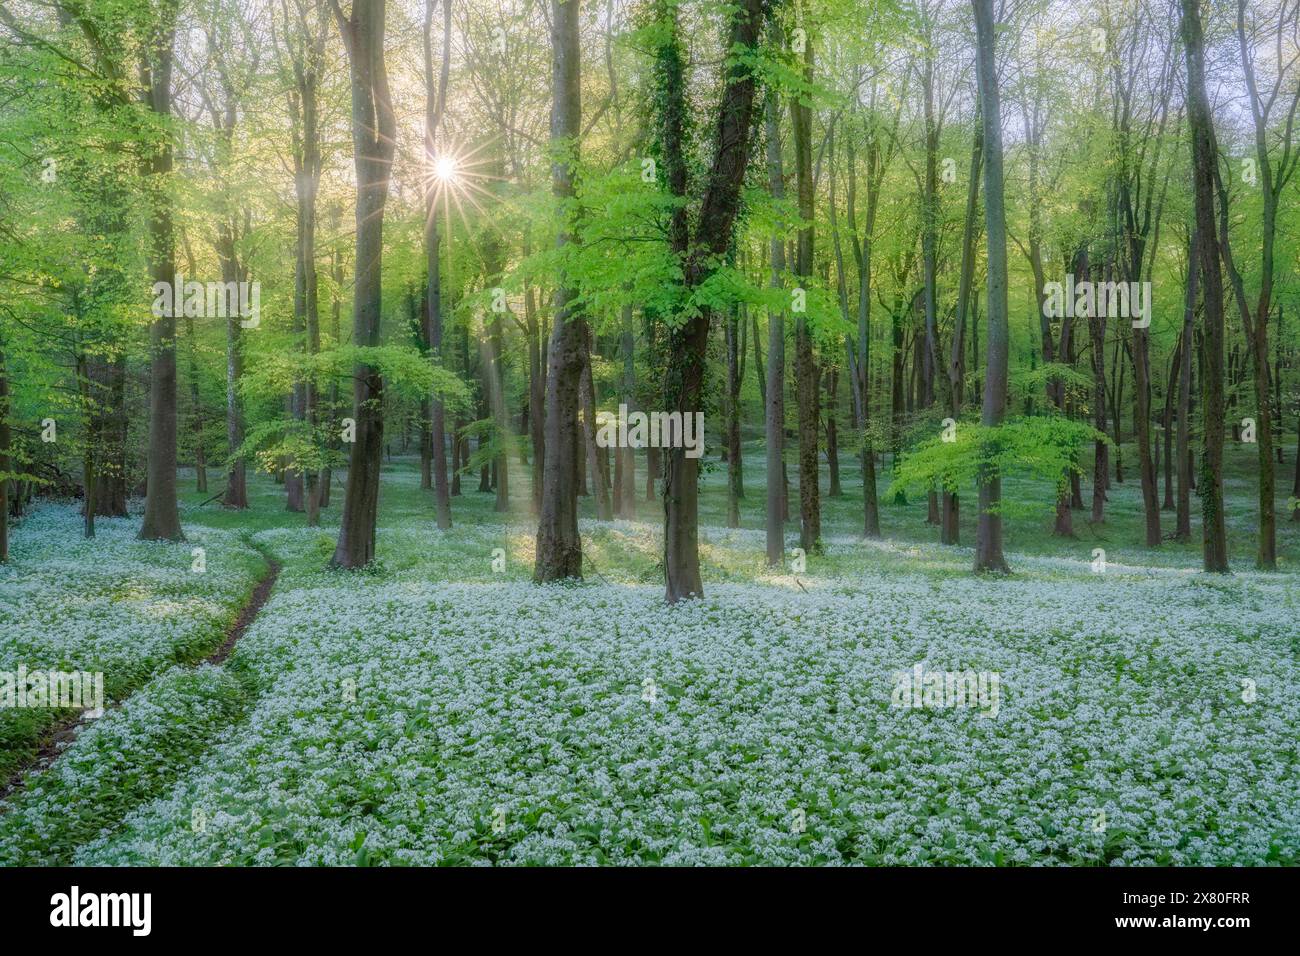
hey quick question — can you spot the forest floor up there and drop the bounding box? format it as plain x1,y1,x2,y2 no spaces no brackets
1,442,1297,865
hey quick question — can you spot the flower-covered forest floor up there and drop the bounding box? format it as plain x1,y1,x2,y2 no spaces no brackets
2,442,1297,865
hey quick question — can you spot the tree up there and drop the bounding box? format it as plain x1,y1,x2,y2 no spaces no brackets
764,85,787,566
534,0,587,582
944,97,981,545
1219,0,1300,569
0,342,9,563
1180,0,1229,573
329,0,396,568
791,15,820,554
661,0,768,601
423,0,452,530
1175,226,1196,541
971,0,1008,574
276,0,330,526
138,0,184,543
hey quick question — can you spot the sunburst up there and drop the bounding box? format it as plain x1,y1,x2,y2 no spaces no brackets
421,135,502,228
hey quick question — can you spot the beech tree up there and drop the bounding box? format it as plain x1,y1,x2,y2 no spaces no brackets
329,0,396,568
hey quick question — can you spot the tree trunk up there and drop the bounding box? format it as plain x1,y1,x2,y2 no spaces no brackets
75,348,97,539
725,305,743,527
580,343,611,521
662,0,766,602
1292,413,1299,520
139,11,184,543
791,31,819,554
972,0,1008,574
616,302,636,519
1162,343,1177,510
942,101,981,546
1132,324,1161,546
0,346,10,563
1111,328,1124,483
287,19,324,523
424,0,452,529
1180,0,1229,572
764,87,787,566
331,0,397,569
1087,280,1109,522
184,313,206,493
1176,229,1197,541
528,284,546,516
91,355,129,517
534,0,586,582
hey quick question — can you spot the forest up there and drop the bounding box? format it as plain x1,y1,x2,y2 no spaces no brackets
0,0,1297,867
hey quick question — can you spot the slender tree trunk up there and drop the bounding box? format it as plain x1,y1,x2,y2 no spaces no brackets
1162,343,1176,510
1132,323,1161,545
534,0,586,582
725,305,742,527
942,104,981,546
1111,328,1125,483
528,284,545,515
791,30,819,554
972,0,1008,574
0,346,10,563
423,0,452,529
1088,285,1109,523
91,355,128,517
580,343,611,520
74,349,97,538
1176,229,1197,541
1230,0,1280,567
1292,412,1300,520
764,87,786,566
331,0,397,569
616,302,635,519
826,369,840,497
320,243,344,509
662,0,765,602
139,9,184,543
183,313,206,493
1181,0,1229,572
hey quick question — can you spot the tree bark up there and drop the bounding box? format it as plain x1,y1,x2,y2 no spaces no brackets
138,6,184,543
0,346,10,563
330,0,397,569
91,355,129,517
944,105,982,545
725,304,743,527
183,312,206,494
616,302,636,519
764,85,786,566
662,0,766,602
421,0,453,529
1176,228,1197,541
791,29,819,554
1180,0,1230,572
580,341,611,520
972,0,1008,574
534,0,586,582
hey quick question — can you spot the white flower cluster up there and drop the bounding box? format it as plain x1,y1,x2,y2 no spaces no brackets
0,506,264,770
34,518,1295,867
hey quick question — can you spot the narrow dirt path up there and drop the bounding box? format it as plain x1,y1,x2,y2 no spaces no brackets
206,555,280,665
0,548,281,802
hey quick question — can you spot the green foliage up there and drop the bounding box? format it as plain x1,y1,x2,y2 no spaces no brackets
1011,362,1094,405
888,414,1107,506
